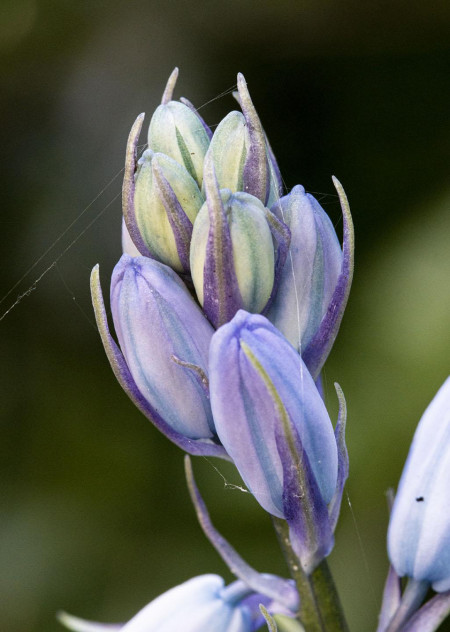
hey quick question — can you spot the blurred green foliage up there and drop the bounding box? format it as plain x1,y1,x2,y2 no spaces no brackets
1,1,449,630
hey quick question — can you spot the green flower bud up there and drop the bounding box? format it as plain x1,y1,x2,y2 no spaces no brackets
207,78,282,207
190,188,275,320
207,111,247,193
147,70,211,188
134,149,204,272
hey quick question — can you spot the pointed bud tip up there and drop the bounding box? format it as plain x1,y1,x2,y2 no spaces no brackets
237,73,249,98
161,68,180,105
331,175,343,193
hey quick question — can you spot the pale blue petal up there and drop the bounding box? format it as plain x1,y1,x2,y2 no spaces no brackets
388,377,450,590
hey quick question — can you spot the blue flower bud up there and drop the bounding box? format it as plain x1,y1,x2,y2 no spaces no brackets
90,256,227,458
58,575,261,632
388,377,450,592
267,180,354,379
209,310,339,572
147,69,211,188
133,149,204,272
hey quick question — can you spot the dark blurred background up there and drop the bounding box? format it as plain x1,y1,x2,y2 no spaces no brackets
1,1,450,630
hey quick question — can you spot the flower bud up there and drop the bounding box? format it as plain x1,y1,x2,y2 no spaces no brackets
207,74,282,207
190,187,275,328
147,70,211,188
388,377,450,592
133,149,204,272
209,310,340,572
90,256,226,458
267,180,354,379
58,575,261,632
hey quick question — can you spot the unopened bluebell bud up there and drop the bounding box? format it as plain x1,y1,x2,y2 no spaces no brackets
58,575,267,632
209,310,341,573
134,149,204,272
267,180,354,379
190,183,275,328
388,377,450,592
207,74,282,207
148,68,211,187
90,256,226,458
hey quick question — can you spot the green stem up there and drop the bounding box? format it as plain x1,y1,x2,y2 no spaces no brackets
272,517,349,632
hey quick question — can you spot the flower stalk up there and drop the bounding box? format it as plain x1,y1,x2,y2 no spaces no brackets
272,517,349,632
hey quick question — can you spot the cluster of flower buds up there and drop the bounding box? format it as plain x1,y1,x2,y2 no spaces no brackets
59,68,450,632
69,68,355,631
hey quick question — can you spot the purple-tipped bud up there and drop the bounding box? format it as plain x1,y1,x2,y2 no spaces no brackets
267,181,354,379
58,575,265,632
110,255,215,440
207,74,282,207
388,377,450,592
147,70,211,188
133,149,204,272
209,310,338,572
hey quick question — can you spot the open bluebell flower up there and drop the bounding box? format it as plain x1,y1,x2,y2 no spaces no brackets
267,180,354,380
388,377,450,592
58,574,291,632
90,255,227,458
209,310,347,573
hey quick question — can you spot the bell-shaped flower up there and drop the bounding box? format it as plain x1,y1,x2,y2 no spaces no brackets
90,254,227,458
190,154,290,328
209,310,347,573
133,149,204,272
58,574,277,632
207,73,282,208
267,181,354,380
147,68,211,188
388,377,450,593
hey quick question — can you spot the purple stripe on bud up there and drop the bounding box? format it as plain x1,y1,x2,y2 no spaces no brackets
262,208,290,314
151,159,193,272
122,114,154,259
237,73,270,205
302,177,354,379
275,417,333,574
200,156,243,327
